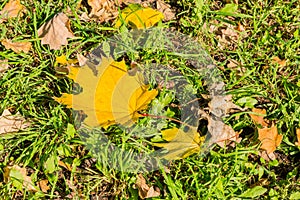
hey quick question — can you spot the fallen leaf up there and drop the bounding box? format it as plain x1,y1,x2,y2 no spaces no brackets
0,109,30,135
38,12,74,50
1,39,31,53
153,127,205,160
272,56,286,67
4,165,37,192
56,55,77,65
198,109,241,148
115,4,164,29
258,125,282,154
156,0,175,21
136,174,160,199
77,53,88,66
0,59,9,73
249,108,269,127
54,57,158,128
295,128,300,146
38,179,50,193
87,0,119,22
0,0,25,22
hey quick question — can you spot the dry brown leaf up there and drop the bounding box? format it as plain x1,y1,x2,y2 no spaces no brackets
87,0,119,22
0,0,25,22
1,39,31,53
272,56,286,67
249,108,269,127
76,53,88,66
295,128,300,146
136,174,160,199
0,109,30,134
258,125,282,154
58,160,72,171
156,0,175,21
38,12,74,50
4,165,37,192
0,59,9,73
38,179,50,193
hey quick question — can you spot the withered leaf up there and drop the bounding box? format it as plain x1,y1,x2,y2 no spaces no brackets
258,125,282,154
1,39,31,53
0,59,9,73
87,0,119,22
38,179,50,193
136,174,160,199
0,0,25,22
38,12,74,50
156,0,175,21
249,108,269,127
4,165,37,192
0,109,30,135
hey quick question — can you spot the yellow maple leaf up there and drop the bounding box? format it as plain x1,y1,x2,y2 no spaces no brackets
54,57,158,128
153,127,205,160
115,4,164,29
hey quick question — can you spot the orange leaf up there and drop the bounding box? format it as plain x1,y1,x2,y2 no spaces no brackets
258,125,282,154
0,0,25,22
1,39,31,53
38,179,50,193
249,108,269,127
295,128,300,147
38,12,74,50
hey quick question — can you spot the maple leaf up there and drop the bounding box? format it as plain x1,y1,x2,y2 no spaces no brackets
1,39,31,53
115,4,164,29
54,57,158,128
38,12,74,50
258,125,283,154
249,108,282,155
249,108,269,127
153,127,205,160
0,0,25,23
0,109,30,135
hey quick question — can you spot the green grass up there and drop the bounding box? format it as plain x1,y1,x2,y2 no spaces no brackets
0,0,299,199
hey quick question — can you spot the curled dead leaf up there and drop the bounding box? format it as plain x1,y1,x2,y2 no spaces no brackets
258,125,282,154
0,109,30,135
136,174,160,199
38,12,74,50
1,39,32,53
86,0,119,22
0,0,25,22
